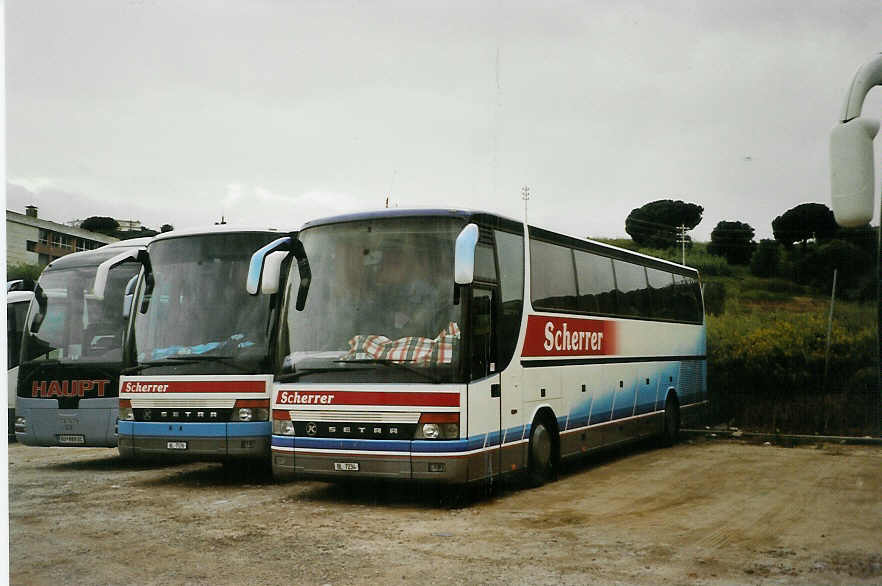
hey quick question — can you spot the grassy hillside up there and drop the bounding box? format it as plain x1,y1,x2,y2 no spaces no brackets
596,238,878,435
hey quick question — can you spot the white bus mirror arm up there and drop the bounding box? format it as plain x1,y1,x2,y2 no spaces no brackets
93,249,141,300
454,223,479,285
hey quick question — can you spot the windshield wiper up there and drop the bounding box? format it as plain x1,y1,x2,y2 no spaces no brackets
333,359,441,383
20,357,61,367
122,355,254,374
276,364,376,383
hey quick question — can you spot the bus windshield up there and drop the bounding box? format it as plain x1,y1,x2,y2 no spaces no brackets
132,232,279,373
22,262,141,364
278,216,465,383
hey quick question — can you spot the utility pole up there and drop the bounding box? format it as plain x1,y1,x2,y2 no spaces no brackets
676,225,688,265
521,185,530,225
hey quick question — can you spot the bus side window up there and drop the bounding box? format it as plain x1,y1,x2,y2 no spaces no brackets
470,288,494,380
494,230,524,372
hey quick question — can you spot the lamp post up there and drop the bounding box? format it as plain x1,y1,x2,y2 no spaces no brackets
830,53,882,433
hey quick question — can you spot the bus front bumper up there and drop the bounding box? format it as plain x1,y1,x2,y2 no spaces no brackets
14,399,118,447
118,421,271,460
270,436,474,484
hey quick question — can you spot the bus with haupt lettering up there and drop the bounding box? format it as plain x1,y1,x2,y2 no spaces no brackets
116,226,292,465
249,209,706,485
15,237,151,447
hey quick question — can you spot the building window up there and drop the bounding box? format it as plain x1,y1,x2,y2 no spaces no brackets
39,229,49,245
26,240,37,252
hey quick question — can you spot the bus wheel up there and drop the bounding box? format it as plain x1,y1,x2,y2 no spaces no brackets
662,395,680,446
527,418,554,486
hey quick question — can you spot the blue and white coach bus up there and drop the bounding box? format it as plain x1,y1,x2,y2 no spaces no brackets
250,209,706,485
15,238,150,446
117,226,290,463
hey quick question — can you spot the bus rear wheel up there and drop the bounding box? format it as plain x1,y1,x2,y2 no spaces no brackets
527,418,555,486
662,395,680,446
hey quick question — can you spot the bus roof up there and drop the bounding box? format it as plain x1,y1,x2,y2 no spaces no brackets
300,208,522,231
299,208,699,276
149,225,286,244
7,290,34,304
44,239,149,271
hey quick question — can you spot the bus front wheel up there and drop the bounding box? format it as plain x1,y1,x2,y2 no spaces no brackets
527,418,555,486
662,395,680,446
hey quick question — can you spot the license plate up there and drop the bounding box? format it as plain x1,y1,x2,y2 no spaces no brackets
334,462,359,471
58,434,85,444
167,441,188,450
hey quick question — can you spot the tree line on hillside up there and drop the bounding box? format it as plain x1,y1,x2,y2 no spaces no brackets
80,216,174,240
625,199,876,300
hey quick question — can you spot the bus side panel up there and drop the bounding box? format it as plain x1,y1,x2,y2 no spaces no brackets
499,367,527,476
587,365,616,426
560,365,591,458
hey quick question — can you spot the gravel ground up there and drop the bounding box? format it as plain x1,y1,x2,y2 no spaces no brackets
8,438,882,585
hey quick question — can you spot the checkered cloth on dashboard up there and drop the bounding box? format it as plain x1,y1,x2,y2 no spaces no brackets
343,322,461,364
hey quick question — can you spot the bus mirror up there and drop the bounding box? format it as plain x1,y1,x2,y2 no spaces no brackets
122,274,139,319
247,236,291,295
831,117,879,227
30,284,47,333
454,224,479,285
261,251,289,294
292,238,311,311
94,249,141,300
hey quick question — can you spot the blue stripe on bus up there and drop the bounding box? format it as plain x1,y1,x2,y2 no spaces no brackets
121,422,229,437
412,440,471,453
502,425,524,444
119,421,270,438
272,435,294,448
293,437,412,452
271,431,528,454
228,422,271,436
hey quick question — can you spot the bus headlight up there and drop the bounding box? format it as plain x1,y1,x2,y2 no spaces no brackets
414,413,459,440
421,423,441,439
14,416,27,433
231,400,269,421
272,418,295,436
119,399,134,421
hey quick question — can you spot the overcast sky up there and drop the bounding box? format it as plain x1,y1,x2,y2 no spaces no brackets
6,0,882,242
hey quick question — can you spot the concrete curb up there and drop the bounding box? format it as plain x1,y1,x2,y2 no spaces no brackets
682,428,882,446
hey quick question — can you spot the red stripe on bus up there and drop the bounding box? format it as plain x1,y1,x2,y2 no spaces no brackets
121,380,266,394
275,390,459,407
521,315,617,357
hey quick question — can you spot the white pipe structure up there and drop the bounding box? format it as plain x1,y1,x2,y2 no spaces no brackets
830,53,882,227
830,53,882,435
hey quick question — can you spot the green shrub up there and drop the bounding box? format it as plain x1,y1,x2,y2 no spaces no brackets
750,239,780,278
7,262,43,284
703,281,726,315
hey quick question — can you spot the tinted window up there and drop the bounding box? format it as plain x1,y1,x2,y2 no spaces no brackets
530,239,577,311
574,251,617,314
673,274,703,323
495,230,524,370
647,267,676,319
7,300,30,369
475,243,497,282
613,260,650,318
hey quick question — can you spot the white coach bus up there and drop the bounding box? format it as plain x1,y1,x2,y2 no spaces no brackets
250,209,706,485
116,226,291,464
14,238,150,446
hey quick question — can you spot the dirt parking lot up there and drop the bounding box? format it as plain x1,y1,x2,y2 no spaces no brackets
7,437,882,585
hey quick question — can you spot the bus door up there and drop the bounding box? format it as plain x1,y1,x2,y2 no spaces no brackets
468,286,502,482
